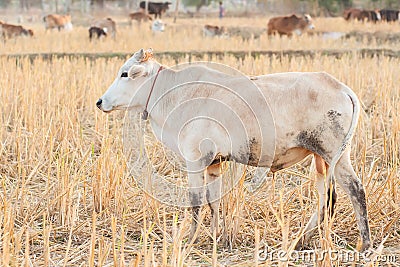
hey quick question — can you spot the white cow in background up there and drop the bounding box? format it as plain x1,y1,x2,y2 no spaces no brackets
151,19,165,32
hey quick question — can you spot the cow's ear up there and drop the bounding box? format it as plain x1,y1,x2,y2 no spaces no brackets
128,65,147,79
134,49,145,61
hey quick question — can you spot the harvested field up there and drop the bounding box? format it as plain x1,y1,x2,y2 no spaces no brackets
1,49,399,266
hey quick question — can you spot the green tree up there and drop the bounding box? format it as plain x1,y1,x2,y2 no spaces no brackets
312,0,353,15
91,0,105,8
182,0,208,11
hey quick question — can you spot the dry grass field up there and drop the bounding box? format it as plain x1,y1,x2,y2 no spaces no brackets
0,16,400,266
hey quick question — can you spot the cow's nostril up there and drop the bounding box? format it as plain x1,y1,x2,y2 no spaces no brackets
96,99,102,107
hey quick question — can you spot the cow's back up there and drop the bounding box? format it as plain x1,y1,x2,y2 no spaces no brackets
44,14,57,28
44,14,71,29
130,12,152,21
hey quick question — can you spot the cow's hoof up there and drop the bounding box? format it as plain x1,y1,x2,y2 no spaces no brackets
294,241,312,251
360,241,372,253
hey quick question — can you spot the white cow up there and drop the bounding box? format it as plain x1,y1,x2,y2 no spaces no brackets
97,48,371,252
151,19,165,32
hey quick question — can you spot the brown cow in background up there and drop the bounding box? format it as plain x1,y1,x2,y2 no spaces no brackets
203,25,226,37
0,21,33,39
129,12,153,26
267,14,315,37
43,14,73,31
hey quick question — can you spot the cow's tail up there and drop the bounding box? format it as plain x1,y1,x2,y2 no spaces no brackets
43,15,47,22
325,85,360,184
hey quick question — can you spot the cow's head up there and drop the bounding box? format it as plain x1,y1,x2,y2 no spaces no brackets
26,29,34,36
97,48,161,113
65,14,72,22
162,2,172,11
374,10,382,21
304,14,315,30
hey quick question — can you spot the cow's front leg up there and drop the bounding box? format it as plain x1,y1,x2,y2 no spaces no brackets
188,169,206,243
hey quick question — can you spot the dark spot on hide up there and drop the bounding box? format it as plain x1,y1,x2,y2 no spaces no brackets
246,137,260,165
206,138,261,167
233,137,261,166
347,176,368,217
296,130,327,157
209,154,230,166
270,163,285,172
327,110,344,137
286,132,295,138
308,90,318,101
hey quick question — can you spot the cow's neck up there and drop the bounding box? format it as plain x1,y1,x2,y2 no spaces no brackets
143,67,184,152
143,66,208,153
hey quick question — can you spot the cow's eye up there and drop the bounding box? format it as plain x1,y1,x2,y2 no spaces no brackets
121,72,128,78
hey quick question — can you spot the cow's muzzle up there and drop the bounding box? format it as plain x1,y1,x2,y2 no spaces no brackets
96,98,103,109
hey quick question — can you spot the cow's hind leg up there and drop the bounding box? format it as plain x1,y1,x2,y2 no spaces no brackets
334,148,371,252
295,154,336,250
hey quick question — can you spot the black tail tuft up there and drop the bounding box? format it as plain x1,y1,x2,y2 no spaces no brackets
327,185,337,217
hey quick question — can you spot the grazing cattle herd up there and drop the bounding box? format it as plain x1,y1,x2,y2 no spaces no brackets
343,7,400,22
0,5,400,41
